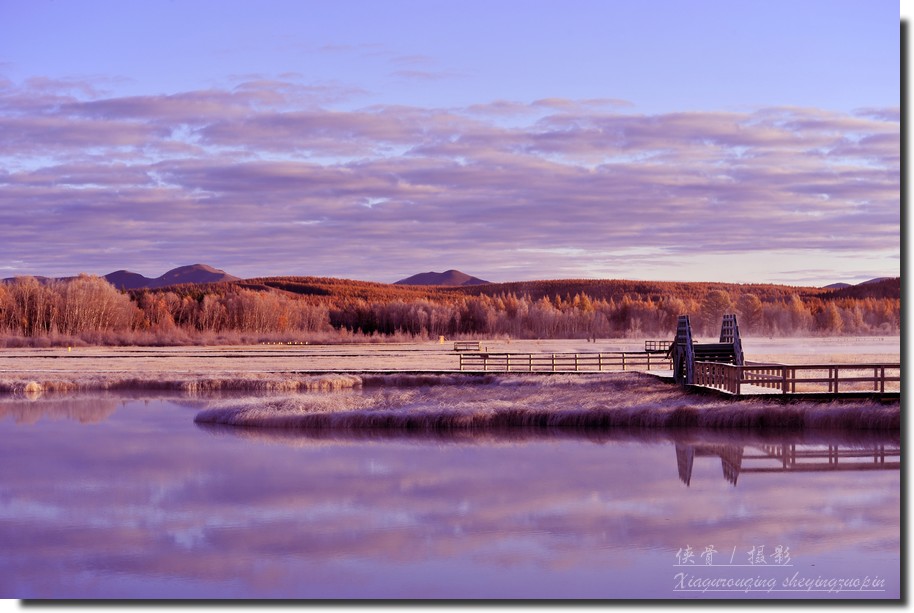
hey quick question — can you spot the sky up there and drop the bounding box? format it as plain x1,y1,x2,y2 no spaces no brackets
0,0,902,286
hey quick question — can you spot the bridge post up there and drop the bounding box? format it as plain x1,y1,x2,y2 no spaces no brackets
719,314,744,365
672,315,695,385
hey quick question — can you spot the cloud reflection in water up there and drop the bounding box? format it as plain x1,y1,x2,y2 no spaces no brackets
0,395,900,599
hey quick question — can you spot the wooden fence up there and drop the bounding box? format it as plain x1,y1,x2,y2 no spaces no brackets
693,361,901,396
458,352,672,372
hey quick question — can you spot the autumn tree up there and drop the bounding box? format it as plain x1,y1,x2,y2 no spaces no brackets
700,289,733,336
736,293,763,334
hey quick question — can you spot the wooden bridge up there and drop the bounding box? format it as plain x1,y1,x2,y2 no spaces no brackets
671,314,899,399
671,314,744,386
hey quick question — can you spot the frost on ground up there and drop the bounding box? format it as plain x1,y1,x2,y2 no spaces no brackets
0,338,899,431
0,337,898,393
194,373,900,432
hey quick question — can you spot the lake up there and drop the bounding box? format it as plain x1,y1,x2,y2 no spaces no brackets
0,389,900,600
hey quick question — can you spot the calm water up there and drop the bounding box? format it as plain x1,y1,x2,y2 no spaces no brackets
0,392,900,600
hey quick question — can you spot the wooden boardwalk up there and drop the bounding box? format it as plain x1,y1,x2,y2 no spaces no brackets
458,351,671,372
456,349,899,400
689,360,900,399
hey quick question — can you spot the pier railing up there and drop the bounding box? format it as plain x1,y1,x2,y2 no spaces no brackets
459,352,672,372
644,340,673,353
693,361,901,396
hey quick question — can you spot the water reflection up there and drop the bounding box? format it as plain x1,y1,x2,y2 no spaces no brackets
199,421,901,489
0,396,901,599
675,441,901,487
0,395,121,424
0,391,257,425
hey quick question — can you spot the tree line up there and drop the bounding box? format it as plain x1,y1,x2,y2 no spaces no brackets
0,274,900,345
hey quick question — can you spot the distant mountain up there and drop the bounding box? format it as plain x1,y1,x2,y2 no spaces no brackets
394,269,490,286
104,264,239,290
154,264,239,287
104,270,156,290
822,277,896,290
822,277,900,300
0,275,58,285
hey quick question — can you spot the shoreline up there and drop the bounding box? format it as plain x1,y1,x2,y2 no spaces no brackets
0,341,899,393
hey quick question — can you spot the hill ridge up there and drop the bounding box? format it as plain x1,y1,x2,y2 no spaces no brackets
105,264,240,290
395,269,490,286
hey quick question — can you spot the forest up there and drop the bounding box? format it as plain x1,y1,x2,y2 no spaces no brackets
0,273,900,346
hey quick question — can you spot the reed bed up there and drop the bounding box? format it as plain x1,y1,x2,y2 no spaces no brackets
194,374,899,433
0,373,365,397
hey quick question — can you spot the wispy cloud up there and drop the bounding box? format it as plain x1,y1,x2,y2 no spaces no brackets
389,69,462,82
0,76,899,282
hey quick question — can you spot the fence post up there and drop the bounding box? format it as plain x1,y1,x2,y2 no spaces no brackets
781,366,788,394
621,353,626,371
552,353,556,372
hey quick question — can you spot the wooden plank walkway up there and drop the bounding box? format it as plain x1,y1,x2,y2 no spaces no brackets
688,360,900,399
458,351,672,373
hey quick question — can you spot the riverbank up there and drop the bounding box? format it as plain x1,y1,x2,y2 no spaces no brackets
193,372,900,432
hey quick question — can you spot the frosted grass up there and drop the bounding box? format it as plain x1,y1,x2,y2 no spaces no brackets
0,373,365,397
194,374,899,432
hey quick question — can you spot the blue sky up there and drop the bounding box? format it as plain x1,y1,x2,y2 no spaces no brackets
3,0,898,113
0,0,902,285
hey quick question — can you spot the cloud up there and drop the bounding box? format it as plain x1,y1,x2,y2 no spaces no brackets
390,69,461,81
0,77,900,282
853,107,900,122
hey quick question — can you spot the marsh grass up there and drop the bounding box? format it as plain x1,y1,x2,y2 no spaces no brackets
194,374,899,432
0,373,366,397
